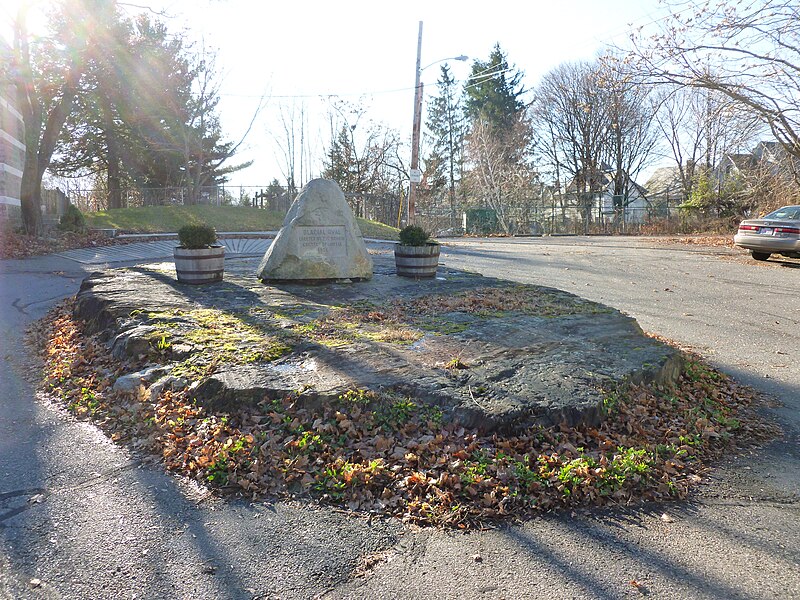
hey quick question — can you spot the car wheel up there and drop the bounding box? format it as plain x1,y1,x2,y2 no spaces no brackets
751,251,771,261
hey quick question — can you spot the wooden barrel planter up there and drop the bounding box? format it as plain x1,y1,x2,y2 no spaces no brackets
394,243,440,278
174,246,225,284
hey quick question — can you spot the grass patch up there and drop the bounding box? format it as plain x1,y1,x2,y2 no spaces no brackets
143,307,291,376
279,285,606,349
82,205,399,240
0,230,126,259
288,306,423,348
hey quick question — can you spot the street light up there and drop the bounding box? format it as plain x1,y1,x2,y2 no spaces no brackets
408,20,467,226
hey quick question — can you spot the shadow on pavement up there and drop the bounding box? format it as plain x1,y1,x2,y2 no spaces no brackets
502,510,762,600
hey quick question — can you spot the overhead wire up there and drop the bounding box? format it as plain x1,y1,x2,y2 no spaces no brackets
217,4,689,103
219,66,519,100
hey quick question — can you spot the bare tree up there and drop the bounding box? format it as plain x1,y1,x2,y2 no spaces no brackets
599,60,661,207
322,98,404,198
628,0,800,161
272,100,319,196
464,114,537,234
653,85,762,201
533,59,661,228
532,61,610,226
739,151,800,215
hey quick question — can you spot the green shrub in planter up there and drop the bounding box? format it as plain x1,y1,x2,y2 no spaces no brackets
58,204,86,232
398,225,435,246
395,225,440,278
178,224,218,249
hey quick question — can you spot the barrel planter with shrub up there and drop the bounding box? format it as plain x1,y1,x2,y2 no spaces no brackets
394,225,440,278
174,224,225,284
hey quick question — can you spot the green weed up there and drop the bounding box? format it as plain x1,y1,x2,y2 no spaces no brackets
376,398,417,429
461,449,493,485
338,388,375,405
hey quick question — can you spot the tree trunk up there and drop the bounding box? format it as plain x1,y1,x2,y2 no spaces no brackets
102,95,122,209
19,161,43,235
107,150,122,209
15,13,84,233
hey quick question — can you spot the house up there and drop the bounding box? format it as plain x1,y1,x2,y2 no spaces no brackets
716,140,799,184
643,166,686,217
716,153,756,183
0,37,25,224
562,163,650,224
752,140,786,165
644,166,684,201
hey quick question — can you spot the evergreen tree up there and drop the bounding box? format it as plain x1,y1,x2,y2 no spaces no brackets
464,44,526,133
123,15,196,188
322,124,357,191
50,10,249,206
49,1,140,208
266,178,285,199
425,64,465,226
462,45,535,233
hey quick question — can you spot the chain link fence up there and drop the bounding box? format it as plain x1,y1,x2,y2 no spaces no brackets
68,186,242,212
63,185,405,228
61,185,714,236
416,197,696,236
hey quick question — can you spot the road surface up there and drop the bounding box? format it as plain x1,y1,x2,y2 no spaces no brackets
1,237,797,599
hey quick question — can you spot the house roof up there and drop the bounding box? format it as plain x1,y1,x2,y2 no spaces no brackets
564,169,612,194
722,153,757,170
564,167,647,197
754,140,781,157
644,167,682,195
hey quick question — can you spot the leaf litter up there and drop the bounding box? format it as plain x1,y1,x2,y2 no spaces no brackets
28,298,779,528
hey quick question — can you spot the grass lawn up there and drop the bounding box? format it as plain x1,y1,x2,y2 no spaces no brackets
83,205,399,240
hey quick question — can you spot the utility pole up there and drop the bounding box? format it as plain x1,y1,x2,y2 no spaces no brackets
408,21,423,226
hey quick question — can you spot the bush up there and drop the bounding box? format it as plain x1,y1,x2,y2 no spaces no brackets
178,224,218,249
58,204,86,232
398,225,434,246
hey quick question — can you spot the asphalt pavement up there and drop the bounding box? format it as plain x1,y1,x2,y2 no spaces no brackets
1,236,798,599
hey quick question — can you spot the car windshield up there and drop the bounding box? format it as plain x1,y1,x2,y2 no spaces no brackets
764,206,800,220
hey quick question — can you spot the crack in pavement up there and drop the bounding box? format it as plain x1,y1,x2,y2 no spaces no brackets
11,292,77,315
0,458,150,527
699,496,800,507
11,298,28,315
0,488,47,524
0,488,46,502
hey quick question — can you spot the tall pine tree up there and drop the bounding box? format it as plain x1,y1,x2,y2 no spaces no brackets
425,64,465,226
51,9,248,206
462,45,536,233
464,43,526,134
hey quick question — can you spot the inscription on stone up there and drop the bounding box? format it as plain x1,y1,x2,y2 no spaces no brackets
257,179,373,280
296,226,347,257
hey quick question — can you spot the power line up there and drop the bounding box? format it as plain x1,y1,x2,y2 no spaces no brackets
218,6,692,103
220,67,517,101
221,86,416,100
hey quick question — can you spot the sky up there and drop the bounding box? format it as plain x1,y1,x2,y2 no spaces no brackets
1,0,675,190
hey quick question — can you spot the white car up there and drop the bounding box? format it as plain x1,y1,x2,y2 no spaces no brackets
733,205,800,260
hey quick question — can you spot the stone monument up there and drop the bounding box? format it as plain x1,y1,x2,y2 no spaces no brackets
257,179,373,281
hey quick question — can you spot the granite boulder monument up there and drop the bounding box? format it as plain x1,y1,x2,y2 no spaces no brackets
257,179,373,281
